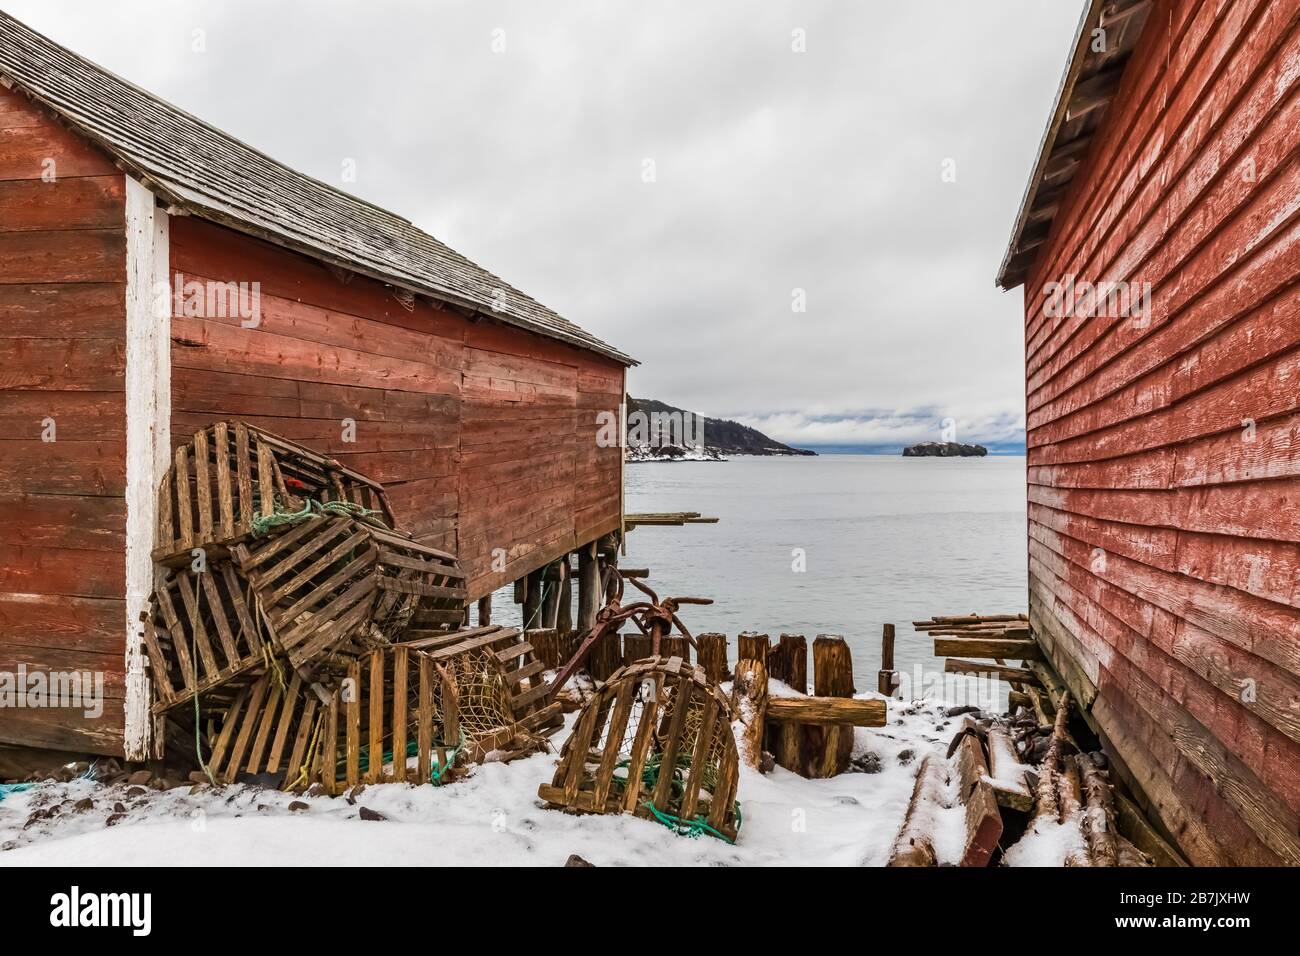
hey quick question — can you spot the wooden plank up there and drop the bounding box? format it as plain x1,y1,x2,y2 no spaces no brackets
418,654,433,783
345,659,361,786
766,696,886,727
367,648,384,784
392,645,409,783
945,658,1042,685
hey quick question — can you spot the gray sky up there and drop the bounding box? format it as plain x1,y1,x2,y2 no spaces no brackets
6,0,1082,449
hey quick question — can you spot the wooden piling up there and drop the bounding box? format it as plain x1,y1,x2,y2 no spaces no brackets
577,543,599,634
770,633,807,692
799,635,855,778
541,561,562,629
522,568,544,630
738,632,770,665
556,557,573,633
877,623,898,697
696,633,729,684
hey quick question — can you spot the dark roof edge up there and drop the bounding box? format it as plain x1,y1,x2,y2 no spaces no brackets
995,0,1104,291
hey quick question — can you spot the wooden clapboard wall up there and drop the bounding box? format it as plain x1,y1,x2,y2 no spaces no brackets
167,216,626,604
0,85,128,753
1020,0,1300,865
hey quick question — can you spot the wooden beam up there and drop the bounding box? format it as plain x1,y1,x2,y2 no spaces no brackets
944,658,1041,685
933,636,1042,661
766,696,885,727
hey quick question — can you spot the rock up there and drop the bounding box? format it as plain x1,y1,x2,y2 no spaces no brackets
902,441,988,458
358,806,387,822
124,786,147,798
72,797,94,812
850,752,883,774
87,758,122,781
126,770,153,786
305,783,328,798
896,748,915,765
564,854,594,867
345,784,366,805
945,705,981,718
113,802,126,813
105,813,126,827
288,801,309,813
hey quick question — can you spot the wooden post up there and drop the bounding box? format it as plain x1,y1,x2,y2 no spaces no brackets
556,556,573,634
522,568,544,630
877,623,898,697
477,594,492,627
577,542,599,634
697,633,729,684
729,657,769,769
771,633,807,692
795,635,855,778
541,561,562,629
738,632,769,664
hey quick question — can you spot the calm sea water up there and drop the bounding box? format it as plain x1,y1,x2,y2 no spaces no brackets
497,454,1028,695
620,454,1028,691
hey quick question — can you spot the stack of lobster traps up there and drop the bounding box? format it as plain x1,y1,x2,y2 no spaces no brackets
143,421,558,791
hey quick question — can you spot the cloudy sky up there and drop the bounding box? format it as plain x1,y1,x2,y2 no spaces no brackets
6,0,1082,450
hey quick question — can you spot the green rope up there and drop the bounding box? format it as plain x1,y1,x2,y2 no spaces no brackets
642,800,737,844
609,753,740,843
346,731,466,786
250,497,382,537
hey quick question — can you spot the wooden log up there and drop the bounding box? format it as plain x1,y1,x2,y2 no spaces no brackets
476,594,492,627
1076,753,1118,867
933,636,1042,661
953,733,1002,867
1114,792,1185,867
728,657,769,769
766,696,885,727
576,543,599,634
804,635,855,778
944,658,1041,685
696,632,729,684
986,726,1033,811
888,754,948,867
1033,691,1072,823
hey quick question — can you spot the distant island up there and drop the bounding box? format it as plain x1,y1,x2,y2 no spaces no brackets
625,396,816,461
903,441,988,457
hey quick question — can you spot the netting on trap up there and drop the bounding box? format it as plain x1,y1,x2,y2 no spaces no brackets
539,656,741,842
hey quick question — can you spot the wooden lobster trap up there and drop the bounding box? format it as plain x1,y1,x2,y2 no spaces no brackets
538,656,741,842
154,421,395,565
231,516,467,673
195,631,558,790
143,561,271,715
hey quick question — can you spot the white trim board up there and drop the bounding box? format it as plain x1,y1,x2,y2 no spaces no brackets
123,176,170,761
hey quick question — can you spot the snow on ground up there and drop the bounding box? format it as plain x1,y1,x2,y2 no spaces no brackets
1,694,973,867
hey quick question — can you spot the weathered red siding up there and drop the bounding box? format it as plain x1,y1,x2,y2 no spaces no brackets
0,85,127,753
168,216,624,603
1022,0,1300,864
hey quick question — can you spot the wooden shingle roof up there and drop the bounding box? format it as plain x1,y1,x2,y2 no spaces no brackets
0,10,634,365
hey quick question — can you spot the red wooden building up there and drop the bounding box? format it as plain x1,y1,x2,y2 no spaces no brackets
999,0,1300,864
0,13,632,761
